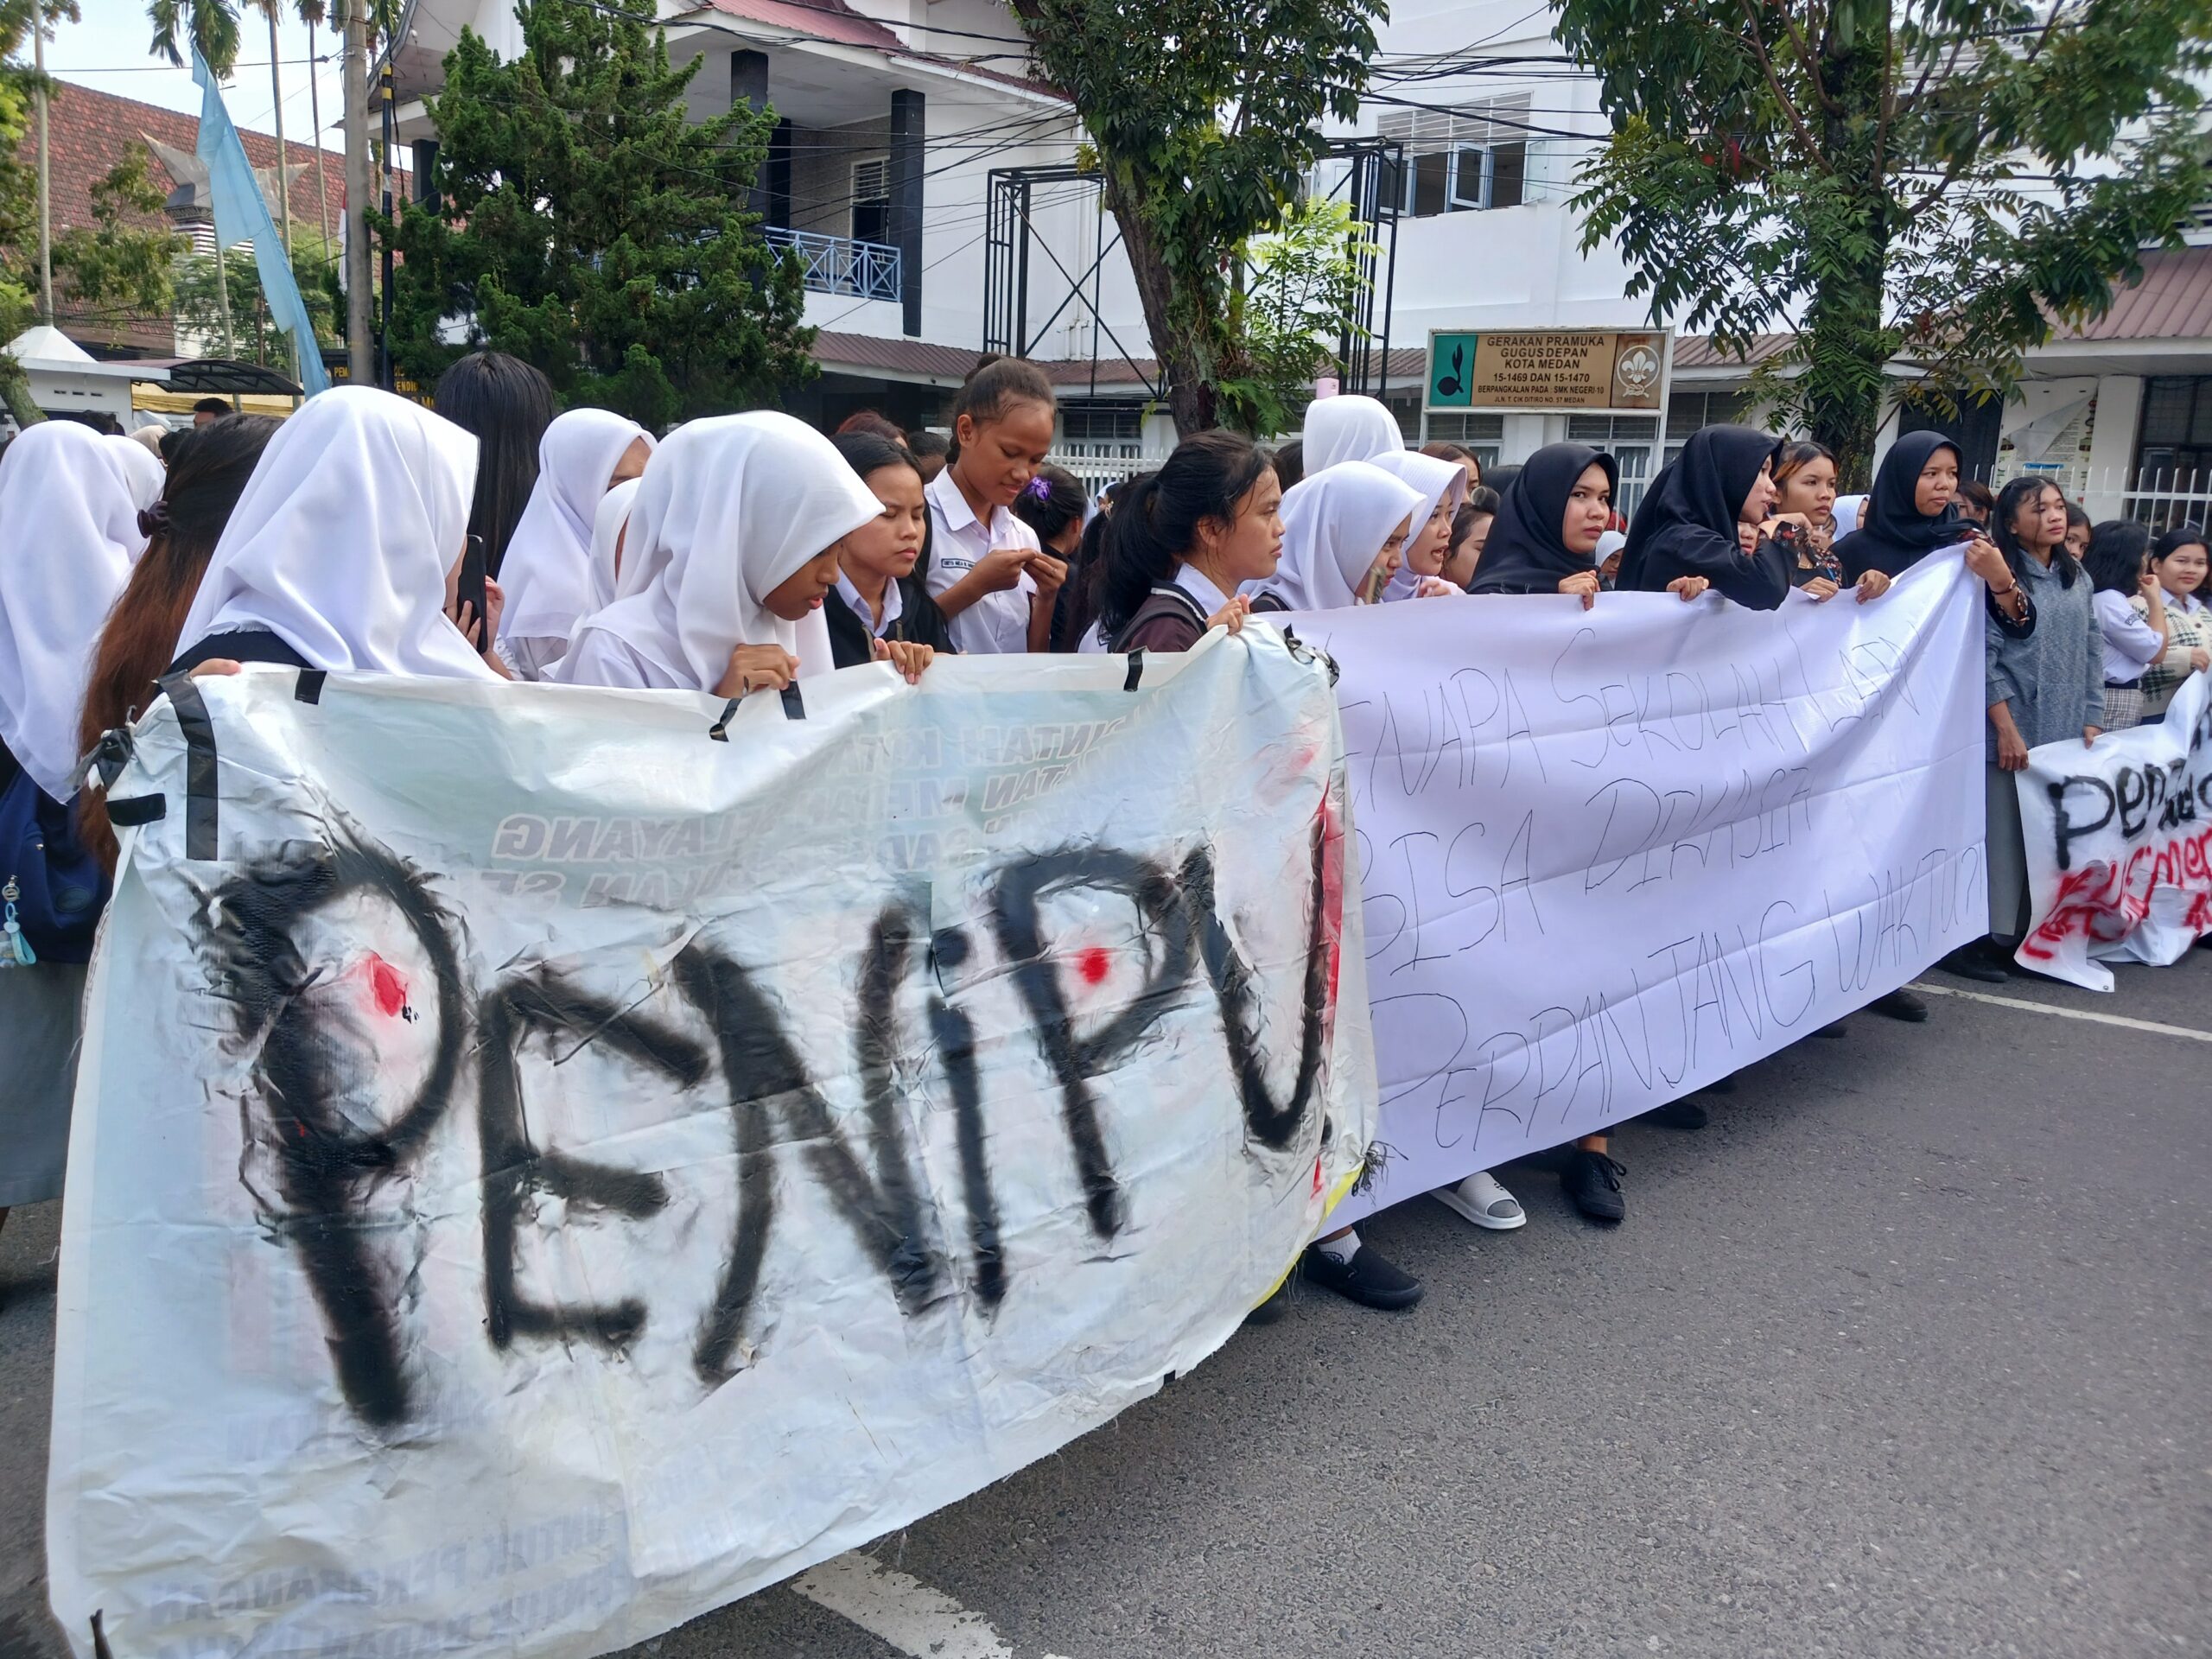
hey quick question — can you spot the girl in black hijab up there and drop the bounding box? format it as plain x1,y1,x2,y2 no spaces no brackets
1466,442,1622,604
1615,424,1794,609
1831,430,2036,635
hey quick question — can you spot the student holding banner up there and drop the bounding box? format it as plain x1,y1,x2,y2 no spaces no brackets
1096,432,1280,652
561,412,885,696
1614,424,1800,609
2083,520,2169,729
2139,526,2212,721
821,431,952,677
1464,442,1618,602
1372,449,1468,601
1956,476,2101,980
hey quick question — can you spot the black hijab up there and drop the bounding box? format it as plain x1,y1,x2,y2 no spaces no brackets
1834,431,1964,580
1466,443,1616,594
1615,423,1789,610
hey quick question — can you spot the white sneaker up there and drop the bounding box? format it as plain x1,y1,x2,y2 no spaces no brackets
1433,1170,1526,1230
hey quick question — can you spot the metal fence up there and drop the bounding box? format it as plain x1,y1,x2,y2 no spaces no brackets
1046,447,1160,495
2119,467,2212,533
764,227,901,302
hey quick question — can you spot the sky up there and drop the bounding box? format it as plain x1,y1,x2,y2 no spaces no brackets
40,0,344,155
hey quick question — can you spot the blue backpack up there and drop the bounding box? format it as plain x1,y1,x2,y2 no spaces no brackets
0,744,110,967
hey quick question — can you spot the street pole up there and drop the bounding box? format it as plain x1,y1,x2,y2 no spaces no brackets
308,14,332,249
32,6,52,323
342,0,373,385
267,6,294,256
378,58,393,391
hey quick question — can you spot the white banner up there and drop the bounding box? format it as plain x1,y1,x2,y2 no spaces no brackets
2013,668,2212,990
48,633,1372,1659
1299,553,1989,1224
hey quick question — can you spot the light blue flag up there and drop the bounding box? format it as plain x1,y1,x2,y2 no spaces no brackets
192,48,331,396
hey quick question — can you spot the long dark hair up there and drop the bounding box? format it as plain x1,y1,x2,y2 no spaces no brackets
434,350,555,578
1010,463,1088,549
1065,481,1128,652
1992,474,2081,589
2082,518,2152,596
830,429,930,576
78,416,279,869
1096,431,1273,639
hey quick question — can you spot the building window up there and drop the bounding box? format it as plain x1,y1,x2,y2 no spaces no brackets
1567,413,1660,515
1058,403,1145,457
1382,389,1423,440
2129,375,2212,528
1423,410,1504,470
1376,101,1530,218
850,157,891,247
1662,389,1750,464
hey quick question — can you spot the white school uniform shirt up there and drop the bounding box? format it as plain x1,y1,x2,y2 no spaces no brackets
925,466,1039,655
1173,562,1233,619
836,569,904,638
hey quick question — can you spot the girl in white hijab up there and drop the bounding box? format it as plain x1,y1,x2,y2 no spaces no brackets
172,385,499,681
1247,461,1423,613
585,475,644,615
1370,448,1468,601
1300,394,1404,474
494,408,653,679
0,421,162,801
559,411,882,697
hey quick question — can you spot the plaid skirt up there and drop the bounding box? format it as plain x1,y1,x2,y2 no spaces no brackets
2102,683,2145,730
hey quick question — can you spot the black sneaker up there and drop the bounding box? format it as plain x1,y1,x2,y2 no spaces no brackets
1939,944,2008,983
1869,988,1930,1022
1815,1019,1849,1038
1643,1098,1708,1130
1695,1074,1738,1096
1562,1148,1627,1223
1243,1280,1291,1326
1300,1243,1424,1311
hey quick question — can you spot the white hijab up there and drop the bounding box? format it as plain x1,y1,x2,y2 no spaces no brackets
1834,494,1866,540
496,408,652,651
1371,449,1468,601
1255,461,1423,613
0,423,160,799
175,385,497,681
568,411,882,691
1301,395,1403,474
585,475,643,614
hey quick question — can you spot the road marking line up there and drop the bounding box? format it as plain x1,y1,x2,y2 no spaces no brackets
1908,981,2212,1044
789,1550,1076,1659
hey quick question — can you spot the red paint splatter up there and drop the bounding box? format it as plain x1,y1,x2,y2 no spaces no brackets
1076,945,1112,988
369,954,409,1019
1312,1154,1324,1197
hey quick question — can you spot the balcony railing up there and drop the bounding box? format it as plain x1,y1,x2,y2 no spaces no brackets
766,226,901,302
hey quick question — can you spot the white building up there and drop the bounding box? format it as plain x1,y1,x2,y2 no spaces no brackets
385,0,2212,522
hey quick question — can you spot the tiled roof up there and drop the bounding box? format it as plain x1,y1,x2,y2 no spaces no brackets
811,330,1160,389
2057,246,2212,341
1670,333,1796,370
27,80,379,353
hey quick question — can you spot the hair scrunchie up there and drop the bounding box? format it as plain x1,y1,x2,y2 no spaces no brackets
137,500,171,538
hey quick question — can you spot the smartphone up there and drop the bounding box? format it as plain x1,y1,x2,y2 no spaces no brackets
456,533,488,641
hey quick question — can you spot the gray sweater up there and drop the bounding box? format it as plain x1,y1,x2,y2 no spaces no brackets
1986,551,2103,760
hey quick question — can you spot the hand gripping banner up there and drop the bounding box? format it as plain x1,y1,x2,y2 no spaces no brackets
47,632,1372,1659
1300,552,1990,1223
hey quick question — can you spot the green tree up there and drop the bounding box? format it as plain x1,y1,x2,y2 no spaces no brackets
1014,0,1383,435
385,0,813,428
1235,198,1377,436
173,232,337,363
1558,0,2212,482
0,0,79,425
50,145,187,347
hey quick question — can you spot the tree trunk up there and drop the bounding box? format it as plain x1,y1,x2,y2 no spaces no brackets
1100,160,1217,435
1802,30,1891,488
0,359,44,428
343,0,375,383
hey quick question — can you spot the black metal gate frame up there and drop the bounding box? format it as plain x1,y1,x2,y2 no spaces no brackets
982,136,1402,404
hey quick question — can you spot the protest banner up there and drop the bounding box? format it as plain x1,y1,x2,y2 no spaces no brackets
46,633,1373,1659
2012,668,2212,991
1294,552,1990,1224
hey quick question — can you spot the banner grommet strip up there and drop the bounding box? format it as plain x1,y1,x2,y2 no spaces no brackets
779,683,805,721
105,795,168,827
708,698,741,742
294,670,327,704
1123,650,1145,691
154,672,219,860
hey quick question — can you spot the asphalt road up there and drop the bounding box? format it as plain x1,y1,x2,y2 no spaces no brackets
4,954,2207,1659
